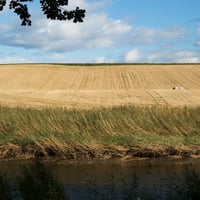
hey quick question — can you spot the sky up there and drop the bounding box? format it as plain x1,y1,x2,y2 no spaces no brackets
0,0,200,63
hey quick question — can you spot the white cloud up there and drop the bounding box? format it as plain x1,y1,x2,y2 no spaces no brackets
0,56,34,64
94,56,114,63
196,27,200,47
130,27,186,45
0,11,132,52
102,19,131,35
124,49,140,62
147,50,200,63
122,48,200,63
66,0,112,11
197,41,200,46
173,51,200,63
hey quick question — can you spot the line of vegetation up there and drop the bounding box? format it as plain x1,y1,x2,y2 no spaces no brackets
50,63,200,66
1,63,200,67
0,105,200,153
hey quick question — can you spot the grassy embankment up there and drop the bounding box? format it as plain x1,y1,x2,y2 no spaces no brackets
1,105,200,159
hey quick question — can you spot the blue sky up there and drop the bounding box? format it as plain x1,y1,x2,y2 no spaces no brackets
0,0,200,63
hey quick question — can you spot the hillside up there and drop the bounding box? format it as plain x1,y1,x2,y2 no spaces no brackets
0,64,200,108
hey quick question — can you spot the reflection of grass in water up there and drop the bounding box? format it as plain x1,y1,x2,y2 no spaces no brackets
82,174,99,200
0,162,68,200
0,174,13,200
1,162,200,199
120,174,140,200
174,167,200,200
17,161,67,200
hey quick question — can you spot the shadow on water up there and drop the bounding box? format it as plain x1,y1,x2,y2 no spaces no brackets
0,160,200,200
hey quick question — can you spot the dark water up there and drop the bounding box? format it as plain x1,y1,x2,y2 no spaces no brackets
0,158,200,200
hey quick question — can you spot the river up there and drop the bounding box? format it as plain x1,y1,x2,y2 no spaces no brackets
0,158,200,199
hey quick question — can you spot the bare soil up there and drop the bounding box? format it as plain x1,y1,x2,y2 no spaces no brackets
0,64,200,108
1,144,200,161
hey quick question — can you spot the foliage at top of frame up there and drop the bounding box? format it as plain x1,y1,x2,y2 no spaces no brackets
0,0,85,26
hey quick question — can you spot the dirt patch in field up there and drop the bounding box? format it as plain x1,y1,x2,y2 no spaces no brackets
1,144,200,161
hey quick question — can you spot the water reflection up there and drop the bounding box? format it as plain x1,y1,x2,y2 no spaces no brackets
0,159,200,200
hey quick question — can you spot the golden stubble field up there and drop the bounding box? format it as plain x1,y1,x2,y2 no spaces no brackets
0,64,200,108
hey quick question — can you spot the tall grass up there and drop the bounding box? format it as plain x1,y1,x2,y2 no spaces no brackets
0,105,200,150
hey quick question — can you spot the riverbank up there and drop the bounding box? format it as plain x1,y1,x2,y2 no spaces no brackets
1,143,200,161
1,105,200,160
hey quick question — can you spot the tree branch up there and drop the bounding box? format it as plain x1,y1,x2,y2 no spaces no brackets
0,0,86,26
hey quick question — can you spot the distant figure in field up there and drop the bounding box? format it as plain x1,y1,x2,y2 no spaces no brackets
172,86,185,90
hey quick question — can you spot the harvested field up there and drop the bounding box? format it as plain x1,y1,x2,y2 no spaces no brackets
0,64,200,108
